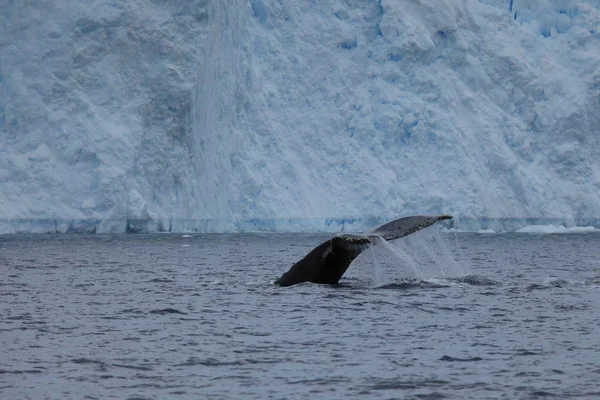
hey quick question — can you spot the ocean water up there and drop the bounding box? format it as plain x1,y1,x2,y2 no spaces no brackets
1,230,600,399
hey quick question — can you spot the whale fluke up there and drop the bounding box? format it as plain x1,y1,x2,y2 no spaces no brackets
274,215,452,287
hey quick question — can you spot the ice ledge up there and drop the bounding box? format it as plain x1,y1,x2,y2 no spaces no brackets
1,218,600,234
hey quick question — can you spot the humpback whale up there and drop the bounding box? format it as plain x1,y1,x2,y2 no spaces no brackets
275,215,453,287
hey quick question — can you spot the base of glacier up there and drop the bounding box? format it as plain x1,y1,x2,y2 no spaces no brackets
1,217,599,235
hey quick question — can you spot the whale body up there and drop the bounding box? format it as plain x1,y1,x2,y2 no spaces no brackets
274,215,453,287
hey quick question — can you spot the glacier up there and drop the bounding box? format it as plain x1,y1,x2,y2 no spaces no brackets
1,0,599,233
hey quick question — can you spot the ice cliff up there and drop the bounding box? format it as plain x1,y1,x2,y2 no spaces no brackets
1,0,599,233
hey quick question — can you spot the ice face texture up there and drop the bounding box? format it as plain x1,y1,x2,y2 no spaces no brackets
1,1,599,233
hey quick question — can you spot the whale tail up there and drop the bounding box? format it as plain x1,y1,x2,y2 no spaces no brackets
369,214,453,241
275,215,453,287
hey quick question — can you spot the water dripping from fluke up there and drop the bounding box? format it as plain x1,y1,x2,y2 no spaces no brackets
361,228,469,287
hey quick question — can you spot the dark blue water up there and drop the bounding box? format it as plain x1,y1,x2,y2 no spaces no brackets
1,231,600,399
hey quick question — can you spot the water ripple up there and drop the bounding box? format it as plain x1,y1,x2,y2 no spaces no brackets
2,232,599,399
148,308,187,315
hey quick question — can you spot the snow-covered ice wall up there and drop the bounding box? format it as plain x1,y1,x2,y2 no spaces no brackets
1,0,600,233
1,0,210,233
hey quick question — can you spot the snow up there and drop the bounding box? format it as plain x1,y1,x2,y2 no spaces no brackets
1,0,600,233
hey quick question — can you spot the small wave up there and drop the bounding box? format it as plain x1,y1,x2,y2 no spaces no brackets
529,390,559,397
149,308,187,315
71,358,153,372
287,377,350,385
436,306,472,312
112,363,153,371
71,283,95,288
0,369,43,374
119,308,145,314
543,277,570,287
515,349,543,356
414,392,447,400
440,355,483,362
71,358,108,371
450,275,501,286
113,383,185,390
244,280,268,286
149,278,174,283
234,331,272,337
176,357,281,367
72,358,106,365
377,280,449,290
526,277,571,291
373,274,499,290
369,378,449,390
514,371,541,377
585,277,600,287
526,284,550,291
6,313,32,321
520,276,600,289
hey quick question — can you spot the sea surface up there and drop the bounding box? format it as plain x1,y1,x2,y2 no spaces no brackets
1,230,600,399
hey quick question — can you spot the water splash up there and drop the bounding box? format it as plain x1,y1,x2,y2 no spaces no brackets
368,240,383,287
354,228,467,287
